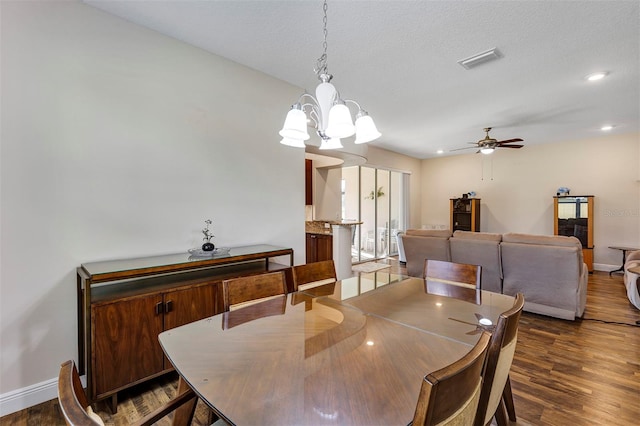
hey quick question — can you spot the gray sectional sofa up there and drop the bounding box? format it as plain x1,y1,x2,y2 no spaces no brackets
401,229,588,320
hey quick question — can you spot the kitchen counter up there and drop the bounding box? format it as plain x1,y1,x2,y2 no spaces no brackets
305,220,363,280
305,220,362,235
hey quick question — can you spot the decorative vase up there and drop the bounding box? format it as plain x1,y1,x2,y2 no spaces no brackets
202,242,215,251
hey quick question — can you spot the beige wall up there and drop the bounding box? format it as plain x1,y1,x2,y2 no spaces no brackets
420,133,640,268
1,0,305,411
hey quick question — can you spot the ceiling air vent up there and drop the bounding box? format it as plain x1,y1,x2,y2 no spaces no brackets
458,48,502,70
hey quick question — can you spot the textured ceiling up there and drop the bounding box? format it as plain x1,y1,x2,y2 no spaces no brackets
84,0,639,159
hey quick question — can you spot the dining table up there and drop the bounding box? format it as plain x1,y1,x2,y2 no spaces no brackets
159,271,515,426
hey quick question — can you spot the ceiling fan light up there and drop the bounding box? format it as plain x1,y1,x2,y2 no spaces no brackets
325,103,355,138
354,112,381,144
319,138,343,150
480,146,495,155
279,137,306,148
279,106,310,141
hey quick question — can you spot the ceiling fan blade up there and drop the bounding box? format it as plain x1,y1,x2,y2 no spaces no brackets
496,138,523,144
450,146,477,151
498,144,523,148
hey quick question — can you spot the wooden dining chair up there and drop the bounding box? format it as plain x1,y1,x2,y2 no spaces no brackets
57,360,197,426
424,259,482,289
474,293,525,426
291,259,337,291
412,331,491,425
222,270,287,311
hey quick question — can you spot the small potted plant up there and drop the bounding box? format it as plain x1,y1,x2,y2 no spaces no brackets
201,219,215,251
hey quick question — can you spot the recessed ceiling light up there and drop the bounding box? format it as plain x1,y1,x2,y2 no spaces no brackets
437,149,444,154
586,72,608,82
601,125,614,131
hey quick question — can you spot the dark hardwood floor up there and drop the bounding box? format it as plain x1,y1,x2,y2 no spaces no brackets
2,260,638,426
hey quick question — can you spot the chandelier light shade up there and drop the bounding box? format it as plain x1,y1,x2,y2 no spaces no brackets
279,105,310,141
354,111,381,144
326,101,355,138
279,0,380,149
319,138,344,150
280,137,307,148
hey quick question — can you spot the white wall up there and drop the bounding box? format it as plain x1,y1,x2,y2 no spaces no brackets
0,1,306,412
420,133,640,268
314,168,343,221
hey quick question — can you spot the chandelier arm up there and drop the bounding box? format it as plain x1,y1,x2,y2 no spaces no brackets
308,109,320,129
343,99,363,111
296,92,319,105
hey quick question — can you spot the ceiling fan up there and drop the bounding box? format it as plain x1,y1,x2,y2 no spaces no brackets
452,127,524,154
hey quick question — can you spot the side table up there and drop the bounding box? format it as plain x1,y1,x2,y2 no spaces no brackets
608,246,640,276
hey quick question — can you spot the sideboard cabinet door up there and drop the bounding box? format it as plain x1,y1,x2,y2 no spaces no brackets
163,283,217,332
92,294,164,399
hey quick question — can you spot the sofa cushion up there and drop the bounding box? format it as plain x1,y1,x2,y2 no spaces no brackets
452,230,502,242
502,233,581,248
450,235,503,293
406,229,452,238
501,238,585,319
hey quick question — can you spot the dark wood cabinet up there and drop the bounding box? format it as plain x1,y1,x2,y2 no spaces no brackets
450,198,481,232
305,159,313,205
306,233,333,263
78,245,294,406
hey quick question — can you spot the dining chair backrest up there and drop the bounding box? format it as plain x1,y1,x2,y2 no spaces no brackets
291,260,337,292
58,360,197,426
223,295,287,329
222,270,288,311
474,293,525,426
412,331,491,426
424,259,482,289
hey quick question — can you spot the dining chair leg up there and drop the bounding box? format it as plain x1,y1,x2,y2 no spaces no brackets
494,399,509,426
502,375,517,421
170,376,198,426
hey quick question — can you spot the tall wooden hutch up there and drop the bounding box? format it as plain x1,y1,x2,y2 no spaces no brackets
450,198,481,232
553,195,594,272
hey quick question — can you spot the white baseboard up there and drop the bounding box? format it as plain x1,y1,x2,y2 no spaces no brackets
0,377,59,417
594,263,620,273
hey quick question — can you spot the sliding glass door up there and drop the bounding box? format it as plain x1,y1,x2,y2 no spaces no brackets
342,165,408,263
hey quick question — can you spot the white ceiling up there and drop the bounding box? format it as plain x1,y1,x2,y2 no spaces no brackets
84,0,639,159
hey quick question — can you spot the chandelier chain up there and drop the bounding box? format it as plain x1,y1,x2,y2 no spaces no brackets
314,0,329,77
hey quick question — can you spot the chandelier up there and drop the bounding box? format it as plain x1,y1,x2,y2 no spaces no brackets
279,0,381,150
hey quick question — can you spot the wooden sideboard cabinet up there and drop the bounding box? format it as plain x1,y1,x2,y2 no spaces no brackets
78,245,293,408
